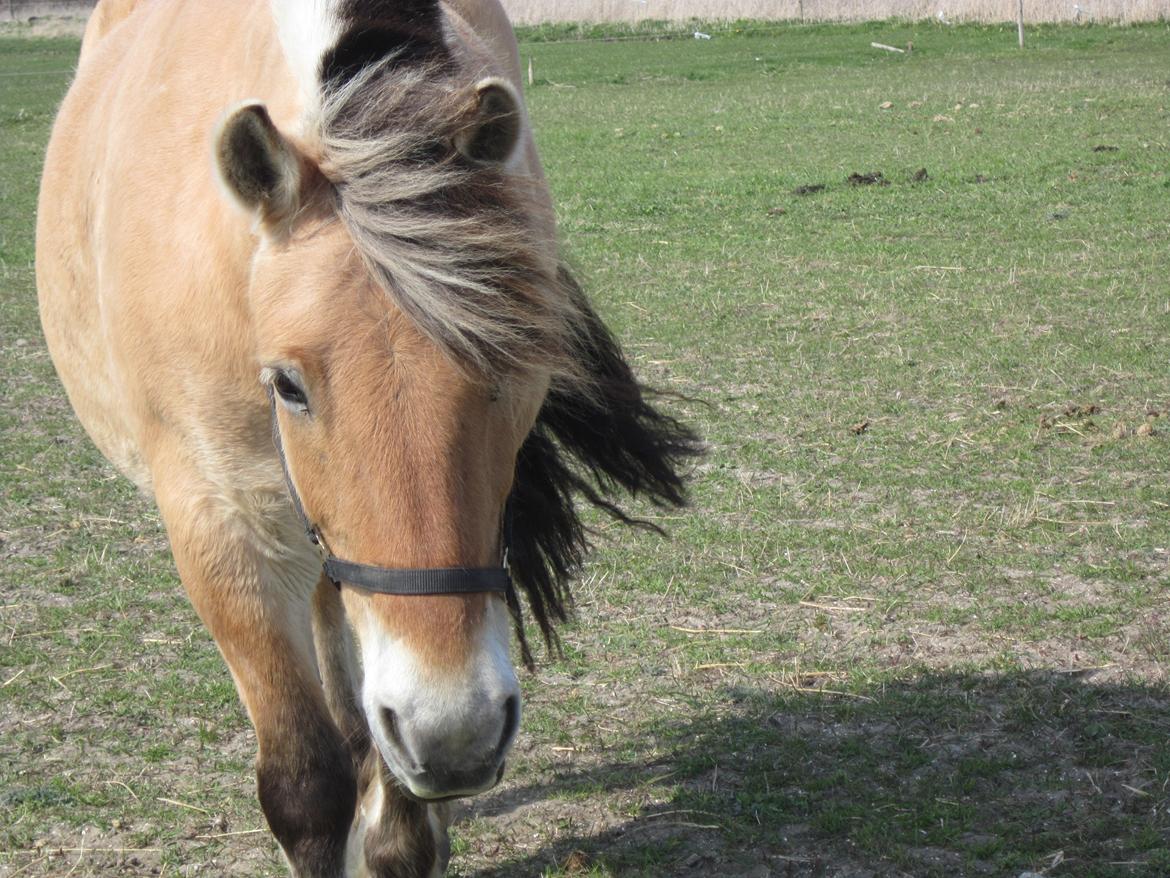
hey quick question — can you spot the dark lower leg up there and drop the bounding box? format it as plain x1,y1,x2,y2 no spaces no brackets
360,752,443,878
155,473,360,877
256,706,357,876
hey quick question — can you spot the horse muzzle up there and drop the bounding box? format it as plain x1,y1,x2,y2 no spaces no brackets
367,685,519,800
354,598,522,800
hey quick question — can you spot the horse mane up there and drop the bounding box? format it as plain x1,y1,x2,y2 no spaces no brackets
313,25,703,665
318,58,585,386
507,268,704,666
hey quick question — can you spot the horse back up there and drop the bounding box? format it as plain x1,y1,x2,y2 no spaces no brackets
78,0,148,65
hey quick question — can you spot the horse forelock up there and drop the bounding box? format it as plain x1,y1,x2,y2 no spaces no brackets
269,0,702,659
314,64,592,395
268,0,584,382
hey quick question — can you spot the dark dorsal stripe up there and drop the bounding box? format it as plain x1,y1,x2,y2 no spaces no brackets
321,0,449,85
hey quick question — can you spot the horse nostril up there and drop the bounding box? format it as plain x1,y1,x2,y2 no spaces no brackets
498,695,519,753
380,707,408,760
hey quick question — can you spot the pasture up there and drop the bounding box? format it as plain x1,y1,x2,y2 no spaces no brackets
2,21,1169,877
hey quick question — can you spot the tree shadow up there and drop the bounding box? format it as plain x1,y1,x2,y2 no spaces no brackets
457,670,1170,877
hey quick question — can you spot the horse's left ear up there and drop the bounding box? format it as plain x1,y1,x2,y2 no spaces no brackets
454,78,522,165
214,101,304,232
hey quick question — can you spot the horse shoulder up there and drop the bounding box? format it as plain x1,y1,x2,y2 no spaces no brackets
39,0,290,496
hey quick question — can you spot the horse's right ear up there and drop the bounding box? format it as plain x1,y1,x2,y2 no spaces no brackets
454,78,522,165
214,102,302,232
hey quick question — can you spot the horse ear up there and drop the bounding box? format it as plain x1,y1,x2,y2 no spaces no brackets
454,78,522,165
215,102,303,231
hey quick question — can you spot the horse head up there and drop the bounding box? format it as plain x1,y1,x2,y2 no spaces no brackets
215,75,545,800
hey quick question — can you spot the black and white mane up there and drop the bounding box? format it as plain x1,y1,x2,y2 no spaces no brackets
302,0,703,661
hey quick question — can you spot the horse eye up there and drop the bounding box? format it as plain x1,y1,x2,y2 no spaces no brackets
272,371,309,411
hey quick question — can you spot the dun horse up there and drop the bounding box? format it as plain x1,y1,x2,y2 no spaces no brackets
36,0,698,874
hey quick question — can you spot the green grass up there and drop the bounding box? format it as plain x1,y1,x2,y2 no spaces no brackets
3,21,1170,878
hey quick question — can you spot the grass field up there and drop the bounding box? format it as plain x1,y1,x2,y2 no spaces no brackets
2,20,1170,878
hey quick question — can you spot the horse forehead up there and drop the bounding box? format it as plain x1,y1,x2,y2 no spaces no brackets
255,231,364,318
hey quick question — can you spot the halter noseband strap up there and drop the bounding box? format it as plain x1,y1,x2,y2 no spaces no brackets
266,384,514,599
322,559,511,595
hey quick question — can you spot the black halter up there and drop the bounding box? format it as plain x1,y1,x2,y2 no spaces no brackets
266,384,515,599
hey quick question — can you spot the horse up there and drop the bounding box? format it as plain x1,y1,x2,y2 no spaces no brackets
36,0,699,875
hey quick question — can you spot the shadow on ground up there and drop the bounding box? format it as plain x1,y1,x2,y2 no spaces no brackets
459,670,1170,877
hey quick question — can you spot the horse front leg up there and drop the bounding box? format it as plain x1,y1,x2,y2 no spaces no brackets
311,581,449,878
354,753,449,878
156,477,356,877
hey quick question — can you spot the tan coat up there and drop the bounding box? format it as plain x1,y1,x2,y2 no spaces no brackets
38,2,557,874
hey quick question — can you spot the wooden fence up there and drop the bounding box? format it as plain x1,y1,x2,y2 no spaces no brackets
3,0,94,21
2,0,1164,26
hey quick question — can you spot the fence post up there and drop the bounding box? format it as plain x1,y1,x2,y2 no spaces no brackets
1017,0,1025,48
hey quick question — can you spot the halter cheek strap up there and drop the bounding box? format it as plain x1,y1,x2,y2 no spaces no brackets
266,384,515,600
